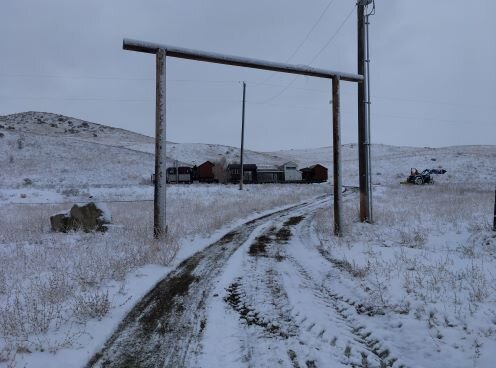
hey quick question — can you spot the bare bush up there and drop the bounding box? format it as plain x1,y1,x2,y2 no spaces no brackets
72,290,111,321
0,285,64,338
464,263,489,303
398,228,426,248
0,343,17,368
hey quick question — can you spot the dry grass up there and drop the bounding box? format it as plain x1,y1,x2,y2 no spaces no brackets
314,182,496,325
0,184,330,356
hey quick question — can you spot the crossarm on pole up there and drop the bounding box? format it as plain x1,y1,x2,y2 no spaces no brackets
123,38,363,83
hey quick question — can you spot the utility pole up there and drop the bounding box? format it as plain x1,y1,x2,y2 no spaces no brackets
239,82,246,190
332,77,343,236
357,0,373,223
154,49,167,239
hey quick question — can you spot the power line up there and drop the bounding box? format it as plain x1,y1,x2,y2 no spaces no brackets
4,91,494,115
0,73,154,81
251,82,496,111
4,75,494,113
0,95,245,104
369,111,493,126
373,96,496,112
281,0,338,63
0,73,240,85
255,5,356,104
251,82,496,112
254,78,299,104
1,95,492,126
1,96,153,102
3,87,495,113
253,0,338,87
308,6,356,65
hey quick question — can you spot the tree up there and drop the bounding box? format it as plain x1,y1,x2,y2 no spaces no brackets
212,157,228,183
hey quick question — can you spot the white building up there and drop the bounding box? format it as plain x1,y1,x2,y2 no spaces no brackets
282,161,302,182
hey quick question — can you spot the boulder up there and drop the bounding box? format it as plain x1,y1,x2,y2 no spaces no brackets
50,202,111,233
50,213,72,232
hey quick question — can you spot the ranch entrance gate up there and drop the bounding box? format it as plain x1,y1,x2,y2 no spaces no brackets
123,38,364,239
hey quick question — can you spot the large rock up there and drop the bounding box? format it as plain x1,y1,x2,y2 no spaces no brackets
50,213,72,232
50,202,111,233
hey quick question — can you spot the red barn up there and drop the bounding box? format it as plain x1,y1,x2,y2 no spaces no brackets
197,161,215,183
300,164,328,183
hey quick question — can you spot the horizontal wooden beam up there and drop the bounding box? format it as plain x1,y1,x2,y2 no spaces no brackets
123,38,363,83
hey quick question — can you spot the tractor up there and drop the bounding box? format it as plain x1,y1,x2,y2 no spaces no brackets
403,168,446,185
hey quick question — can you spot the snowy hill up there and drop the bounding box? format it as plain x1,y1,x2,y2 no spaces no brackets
0,111,152,147
0,111,494,200
0,112,288,188
274,144,496,186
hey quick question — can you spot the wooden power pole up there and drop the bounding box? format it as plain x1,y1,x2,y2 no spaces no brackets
154,49,167,239
357,1,372,223
333,77,343,236
240,82,246,190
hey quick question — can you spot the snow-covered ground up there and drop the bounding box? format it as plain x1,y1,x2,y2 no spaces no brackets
1,112,495,367
313,183,496,367
0,185,330,367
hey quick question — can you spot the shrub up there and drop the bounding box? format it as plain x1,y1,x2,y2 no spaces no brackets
72,290,110,321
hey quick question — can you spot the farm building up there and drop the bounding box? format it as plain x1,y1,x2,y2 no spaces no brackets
257,165,284,183
282,161,302,182
166,166,193,183
300,164,328,183
227,164,257,183
197,161,216,183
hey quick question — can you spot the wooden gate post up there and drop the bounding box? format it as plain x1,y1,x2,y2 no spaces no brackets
332,76,343,236
154,49,167,239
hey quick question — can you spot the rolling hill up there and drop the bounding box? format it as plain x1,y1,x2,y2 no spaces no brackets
1,111,494,202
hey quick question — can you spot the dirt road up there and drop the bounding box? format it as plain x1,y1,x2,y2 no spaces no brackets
87,197,400,368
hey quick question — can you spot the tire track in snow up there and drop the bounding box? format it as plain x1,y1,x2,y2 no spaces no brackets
202,192,402,367
208,216,309,367
85,198,325,368
217,208,351,367
284,210,404,368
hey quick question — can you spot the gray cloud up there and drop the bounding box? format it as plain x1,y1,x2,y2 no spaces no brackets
1,0,495,150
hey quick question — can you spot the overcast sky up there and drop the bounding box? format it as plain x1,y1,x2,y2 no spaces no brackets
1,0,495,151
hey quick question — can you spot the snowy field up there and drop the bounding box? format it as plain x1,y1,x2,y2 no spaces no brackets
1,112,495,367
0,184,330,367
313,182,496,367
